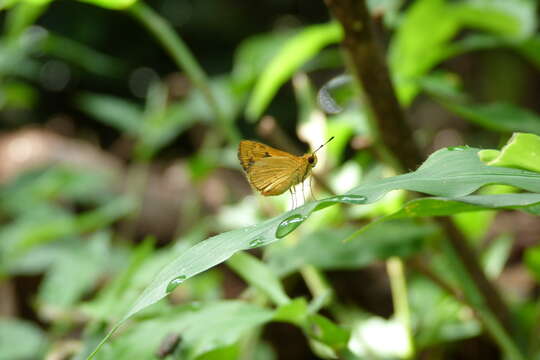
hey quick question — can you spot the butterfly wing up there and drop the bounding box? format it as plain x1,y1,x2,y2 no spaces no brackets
248,156,303,196
238,141,307,196
238,140,296,172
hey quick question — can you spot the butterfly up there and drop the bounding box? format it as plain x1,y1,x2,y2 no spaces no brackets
238,137,334,207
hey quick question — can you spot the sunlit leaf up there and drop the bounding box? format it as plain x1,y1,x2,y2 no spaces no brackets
245,22,342,120
77,0,136,10
478,132,540,173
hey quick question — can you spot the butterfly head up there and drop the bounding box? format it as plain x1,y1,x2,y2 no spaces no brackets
307,136,334,168
304,153,318,168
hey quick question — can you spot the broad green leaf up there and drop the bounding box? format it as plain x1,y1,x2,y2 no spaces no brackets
454,0,537,39
478,133,540,173
89,147,540,357
448,103,540,135
267,223,435,276
227,251,290,306
387,193,540,218
0,318,47,360
77,0,136,10
94,301,274,360
422,74,540,135
389,0,461,105
232,31,293,90
390,0,537,105
245,22,342,120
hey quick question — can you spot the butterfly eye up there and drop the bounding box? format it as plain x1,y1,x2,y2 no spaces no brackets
308,156,315,164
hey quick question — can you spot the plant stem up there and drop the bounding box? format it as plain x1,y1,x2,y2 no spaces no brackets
128,2,239,144
323,0,521,357
387,257,415,359
300,265,333,312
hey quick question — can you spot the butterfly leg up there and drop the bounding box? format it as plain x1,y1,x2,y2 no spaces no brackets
289,187,296,209
301,180,306,204
309,176,318,201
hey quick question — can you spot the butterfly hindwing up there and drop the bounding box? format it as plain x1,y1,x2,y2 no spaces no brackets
248,156,303,195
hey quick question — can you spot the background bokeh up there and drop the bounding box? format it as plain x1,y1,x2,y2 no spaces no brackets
1,0,540,359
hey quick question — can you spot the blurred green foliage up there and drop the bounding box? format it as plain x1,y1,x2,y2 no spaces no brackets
1,0,540,359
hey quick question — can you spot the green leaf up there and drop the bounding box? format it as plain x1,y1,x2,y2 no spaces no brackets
481,234,513,279
387,193,540,218
0,318,47,360
268,223,435,276
273,298,309,325
525,245,540,283
390,0,537,105
89,147,540,357
389,0,461,105
245,22,342,120
409,276,481,348
77,93,143,135
95,301,274,360
308,314,350,350
77,0,136,10
0,196,136,265
478,132,540,173
232,31,293,90
447,103,540,135
227,251,290,306
37,232,110,307
422,74,540,135
454,0,536,39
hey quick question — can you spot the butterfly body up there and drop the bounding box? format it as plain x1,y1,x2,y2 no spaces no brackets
238,140,317,196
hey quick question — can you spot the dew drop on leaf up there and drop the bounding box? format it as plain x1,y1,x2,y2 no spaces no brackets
447,145,469,151
275,214,307,239
248,236,265,248
166,275,187,293
331,194,367,204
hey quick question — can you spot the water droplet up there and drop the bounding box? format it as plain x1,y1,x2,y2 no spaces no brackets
248,236,265,248
447,145,469,151
331,194,367,204
275,214,307,239
166,275,187,293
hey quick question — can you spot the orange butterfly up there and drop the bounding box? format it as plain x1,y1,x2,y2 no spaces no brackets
238,137,334,207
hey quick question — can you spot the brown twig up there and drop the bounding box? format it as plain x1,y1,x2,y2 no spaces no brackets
323,0,511,329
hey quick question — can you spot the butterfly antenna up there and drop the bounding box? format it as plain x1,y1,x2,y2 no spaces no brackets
312,136,335,154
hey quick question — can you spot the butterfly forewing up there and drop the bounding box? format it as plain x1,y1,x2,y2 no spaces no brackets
238,140,296,171
238,141,307,196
